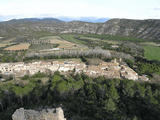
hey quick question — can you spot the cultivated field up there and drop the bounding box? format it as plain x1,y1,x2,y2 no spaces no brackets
80,36,101,41
0,38,17,48
80,36,121,44
0,44,8,48
81,36,120,44
41,36,86,50
141,42,160,47
4,43,30,51
144,45,160,61
1,37,16,43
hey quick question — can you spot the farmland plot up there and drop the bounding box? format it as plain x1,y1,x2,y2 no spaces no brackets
4,43,30,51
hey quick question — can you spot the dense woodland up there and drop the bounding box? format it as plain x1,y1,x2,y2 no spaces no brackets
0,72,160,120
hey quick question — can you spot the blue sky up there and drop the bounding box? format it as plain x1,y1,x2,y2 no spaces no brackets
0,0,160,20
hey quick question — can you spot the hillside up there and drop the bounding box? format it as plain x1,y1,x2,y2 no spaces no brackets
1,18,160,120
0,18,160,40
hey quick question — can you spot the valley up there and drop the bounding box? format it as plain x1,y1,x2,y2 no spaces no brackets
0,18,160,120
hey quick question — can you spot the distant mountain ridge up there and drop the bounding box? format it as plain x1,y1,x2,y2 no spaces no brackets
0,18,160,40
57,17,109,23
0,16,109,23
10,18,63,22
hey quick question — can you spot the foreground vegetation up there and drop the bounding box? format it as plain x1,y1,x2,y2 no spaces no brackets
0,72,160,120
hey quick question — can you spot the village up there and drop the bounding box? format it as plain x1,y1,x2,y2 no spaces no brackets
0,59,148,81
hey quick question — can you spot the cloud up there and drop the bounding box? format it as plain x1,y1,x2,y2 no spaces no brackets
154,8,160,11
0,0,160,19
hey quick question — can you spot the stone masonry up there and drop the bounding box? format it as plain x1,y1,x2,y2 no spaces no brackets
12,107,66,120
0,60,148,81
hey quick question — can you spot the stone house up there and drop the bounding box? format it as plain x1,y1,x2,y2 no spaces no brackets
0,60,148,81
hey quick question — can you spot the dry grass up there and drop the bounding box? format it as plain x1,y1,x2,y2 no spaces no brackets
0,44,8,48
141,42,160,47
4,43,30,51
2,38,16,43
0,38,18,48
53,58,82,62
42,36,81,50
104,40,120,45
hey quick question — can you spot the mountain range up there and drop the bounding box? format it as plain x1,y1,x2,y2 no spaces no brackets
0,16,109,23
0,18,160,40
57,17,109,23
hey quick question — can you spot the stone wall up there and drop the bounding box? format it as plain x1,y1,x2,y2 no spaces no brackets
12,107,66,120
0,60,148,81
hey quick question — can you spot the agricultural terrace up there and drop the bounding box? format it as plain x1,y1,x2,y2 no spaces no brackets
4,43,30,51
41,36,87,50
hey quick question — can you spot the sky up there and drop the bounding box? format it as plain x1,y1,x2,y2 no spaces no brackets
0,0,160,20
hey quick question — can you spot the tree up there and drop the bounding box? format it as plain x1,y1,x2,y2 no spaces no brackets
121,80,135,97
0,90,4,111
145,85,158,105
135,83,146,97
50,73,62,91
104,98,117,112
107,81,119,101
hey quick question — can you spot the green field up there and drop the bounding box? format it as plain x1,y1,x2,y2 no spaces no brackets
144,45,160,61
60,34,88,45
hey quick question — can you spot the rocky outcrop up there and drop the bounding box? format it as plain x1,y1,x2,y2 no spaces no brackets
12,107,66,120
0,18,160,40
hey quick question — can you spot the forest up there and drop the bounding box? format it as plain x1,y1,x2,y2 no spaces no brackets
0,72,160,120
